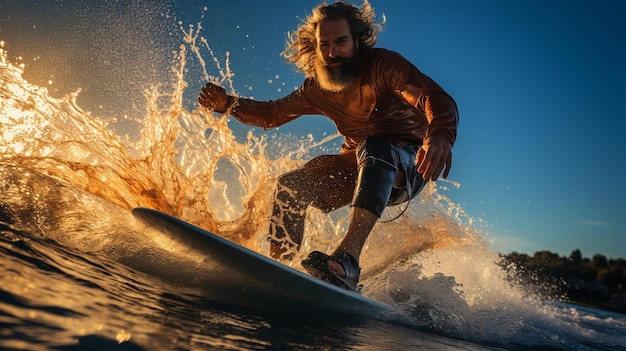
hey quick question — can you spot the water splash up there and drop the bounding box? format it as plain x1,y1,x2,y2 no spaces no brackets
1,38,277,245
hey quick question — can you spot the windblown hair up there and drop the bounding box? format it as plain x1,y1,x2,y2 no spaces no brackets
283,1,384,78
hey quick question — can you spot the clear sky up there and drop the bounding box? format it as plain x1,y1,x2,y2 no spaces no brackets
1,1,624,259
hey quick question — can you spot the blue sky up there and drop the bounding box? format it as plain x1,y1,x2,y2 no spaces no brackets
2,1,624,259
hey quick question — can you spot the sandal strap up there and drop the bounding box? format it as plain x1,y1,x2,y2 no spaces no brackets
331,252,361,283
301,251,361,291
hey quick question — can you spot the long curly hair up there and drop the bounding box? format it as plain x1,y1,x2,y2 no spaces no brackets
282,1,384,78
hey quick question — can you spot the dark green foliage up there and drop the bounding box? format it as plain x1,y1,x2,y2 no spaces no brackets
499,249,626,313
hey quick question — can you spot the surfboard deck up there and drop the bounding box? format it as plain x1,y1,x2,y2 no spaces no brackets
132,207,394,317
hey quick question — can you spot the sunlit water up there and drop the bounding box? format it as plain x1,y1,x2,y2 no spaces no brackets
2,20,626,351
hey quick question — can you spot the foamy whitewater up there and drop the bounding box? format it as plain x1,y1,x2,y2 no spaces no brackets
1,16,625,351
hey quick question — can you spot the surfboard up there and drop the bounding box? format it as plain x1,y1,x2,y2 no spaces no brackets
132,207,394,317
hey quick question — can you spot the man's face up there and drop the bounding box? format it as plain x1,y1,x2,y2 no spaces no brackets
314,18,362,92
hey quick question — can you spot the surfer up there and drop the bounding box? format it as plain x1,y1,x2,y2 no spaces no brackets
198,0,458,291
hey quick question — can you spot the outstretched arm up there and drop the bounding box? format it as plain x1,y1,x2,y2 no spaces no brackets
198,82,315,130
197,82,268,128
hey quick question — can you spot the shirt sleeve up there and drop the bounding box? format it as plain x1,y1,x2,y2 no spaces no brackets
227,84,320,130
377,50,459,145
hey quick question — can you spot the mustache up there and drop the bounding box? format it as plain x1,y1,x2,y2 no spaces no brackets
325,56,352,66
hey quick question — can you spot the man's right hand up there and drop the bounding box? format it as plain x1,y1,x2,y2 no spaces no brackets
198,82,230,112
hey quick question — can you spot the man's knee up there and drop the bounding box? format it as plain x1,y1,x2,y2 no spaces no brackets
356,135,396,166
352,156,397,217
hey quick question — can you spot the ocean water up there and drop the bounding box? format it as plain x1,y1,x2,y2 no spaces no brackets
2,16,626,351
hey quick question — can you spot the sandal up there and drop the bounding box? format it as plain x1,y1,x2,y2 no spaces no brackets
301,251,361,292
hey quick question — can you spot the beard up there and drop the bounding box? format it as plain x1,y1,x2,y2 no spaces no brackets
314,52,362,92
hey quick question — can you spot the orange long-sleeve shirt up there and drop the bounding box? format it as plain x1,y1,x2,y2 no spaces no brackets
224,48,458,152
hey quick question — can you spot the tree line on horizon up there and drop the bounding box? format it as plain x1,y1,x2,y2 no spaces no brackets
500,249,626,311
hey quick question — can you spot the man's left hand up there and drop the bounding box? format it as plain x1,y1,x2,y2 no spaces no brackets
416,137,452,181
